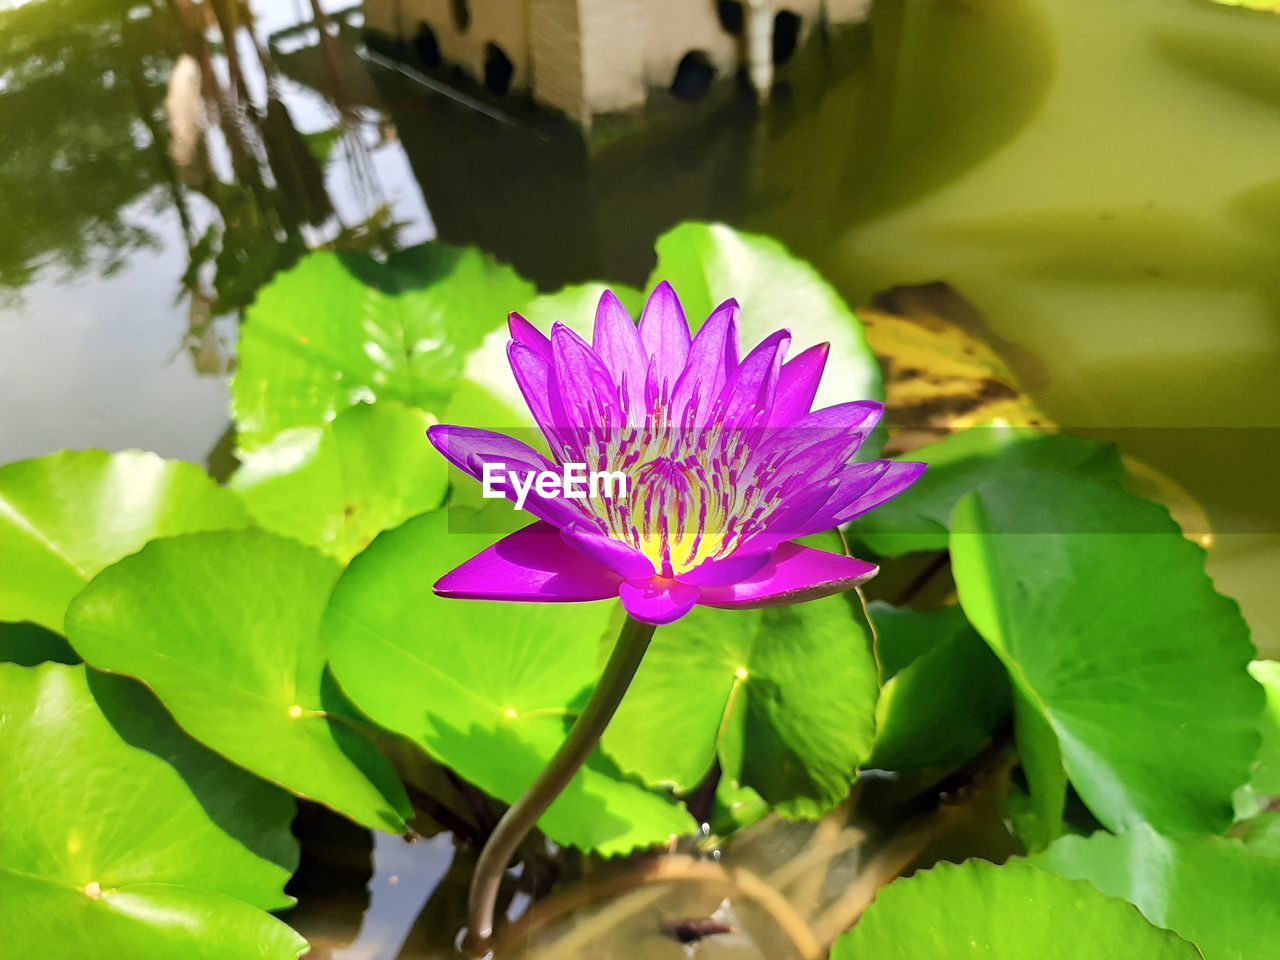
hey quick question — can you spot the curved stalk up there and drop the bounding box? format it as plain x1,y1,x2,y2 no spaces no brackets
465,615,657,955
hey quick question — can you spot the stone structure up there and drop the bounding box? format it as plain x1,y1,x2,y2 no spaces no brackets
363,0,871,124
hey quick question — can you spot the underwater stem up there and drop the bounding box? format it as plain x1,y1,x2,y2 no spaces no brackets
465,614,656,954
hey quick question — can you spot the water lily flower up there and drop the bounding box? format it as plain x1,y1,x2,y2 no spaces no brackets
427,283,925,625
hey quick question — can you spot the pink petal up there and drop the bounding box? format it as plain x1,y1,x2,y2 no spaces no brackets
552,323,620,429
638,281,692,398
834,461,927,523
561,523,656,580
713,328,790,428
508,343,568,459
698,543,878,609
619,578,701,625
676,549,774,587
436,522,623,602
591,290,647,421
768,343,829,427
670,299,740,426
509,311,551,359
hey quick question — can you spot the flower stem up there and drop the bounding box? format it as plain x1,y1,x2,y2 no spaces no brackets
465,614,657,954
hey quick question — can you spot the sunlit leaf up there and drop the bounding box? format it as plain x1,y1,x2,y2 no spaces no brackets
1035,825,1280,960
0,663,305,960
1235,660,1280,817
65,531,411,833
321,511,697,855
830,859,1201,959
649,222,882,409
951,473,1261,845
230,401,447,563
0,451,251,632
232,244,536,449
851,427,1124,557
866,603,1010,772
605,580,879,818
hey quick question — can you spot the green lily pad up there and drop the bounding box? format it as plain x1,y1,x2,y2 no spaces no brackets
1034,825,1280,960
64,530,411,833
851,427,1124,557
649,222,882,408
229,401,447,563
951,472,1261,844
1236,660,1280,817
0,450,251,632
830,859,1201,959
0,663,305,960
866,603,1011,772
603,589,879,819
232,244,535,449
321,510,697,856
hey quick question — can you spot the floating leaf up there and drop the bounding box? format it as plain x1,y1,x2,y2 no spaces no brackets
1035,825,1280,960
951,473,1261,844
0,450,251,632
0,663,305,960
1210,0,1279,11
321,511,696,855
65,530,411,833
830,859,1201,959
1235,660,1280,817
232,244,535,449
649,222,882,408
851,427,1124,557
604,586,879,818
230,401,447,563
866,603,1011,772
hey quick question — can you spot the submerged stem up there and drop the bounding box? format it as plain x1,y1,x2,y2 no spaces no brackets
464,614,657,955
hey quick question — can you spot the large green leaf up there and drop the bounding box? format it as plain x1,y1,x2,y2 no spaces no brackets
830,859,1201,959
1236,660,1280,817
0,450,251,632
232,244,535,449
604,587,879,819
649,222,882,408
951,472,1261,843
321,510,697,855
229,401,447,563
64,530,411,833
0,663,305,960
1034,826,1280,960
851,427,1124,557
866,602,1011,772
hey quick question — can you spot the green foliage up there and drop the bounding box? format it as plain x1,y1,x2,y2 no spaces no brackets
65,530,412,833
952,473,1262,847
650,222,882,407
0,450,251,632
852,428,1124,557
604,591,879,818
232,243,536,449
866,602,1011,771
0,663,305,960
830,859,1202,959
321,511,696,854
230,401,447,563
1035,825,1280,960
1236,660,1280,816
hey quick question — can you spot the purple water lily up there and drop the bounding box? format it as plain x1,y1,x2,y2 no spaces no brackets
427,282,924,625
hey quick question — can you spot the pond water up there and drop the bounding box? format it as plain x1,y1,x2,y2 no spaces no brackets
2,0,1278,955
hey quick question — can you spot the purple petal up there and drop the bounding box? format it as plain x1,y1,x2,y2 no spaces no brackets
676,549,774,587
698,543,878,609
561,523,656,580
670,299,740,426
834,461,927,522
714,328,790,427
638,281,691,398
508,343,568,458
425,424,582,526
552,323,620,429
509,311,551,359
620,578,701,625
768,343,829,427
786,400,883,453
436,522,622,602
591,290,647,421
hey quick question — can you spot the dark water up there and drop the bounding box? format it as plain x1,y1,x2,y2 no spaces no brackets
1,0,1278,954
